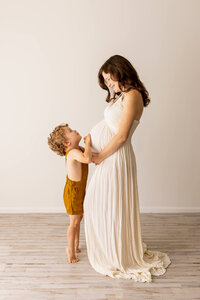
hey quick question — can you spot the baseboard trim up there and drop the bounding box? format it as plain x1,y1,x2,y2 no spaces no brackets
140,207,200,213
0,207,200,213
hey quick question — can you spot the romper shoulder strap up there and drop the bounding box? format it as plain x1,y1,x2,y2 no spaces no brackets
65,148,74,159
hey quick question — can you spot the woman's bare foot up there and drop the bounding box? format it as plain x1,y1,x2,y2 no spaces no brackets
66,247,80,263
75,247,81,253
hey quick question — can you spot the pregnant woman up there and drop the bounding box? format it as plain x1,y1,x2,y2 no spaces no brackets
84,55,171,282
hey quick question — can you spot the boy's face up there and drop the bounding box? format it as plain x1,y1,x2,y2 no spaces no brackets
63,126,82,148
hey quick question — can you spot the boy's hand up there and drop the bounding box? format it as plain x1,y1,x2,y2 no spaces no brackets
84,134,91,145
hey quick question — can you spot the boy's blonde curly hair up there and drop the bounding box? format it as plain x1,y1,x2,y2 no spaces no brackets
47,123,69,156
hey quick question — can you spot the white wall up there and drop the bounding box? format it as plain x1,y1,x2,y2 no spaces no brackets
0,0,199,213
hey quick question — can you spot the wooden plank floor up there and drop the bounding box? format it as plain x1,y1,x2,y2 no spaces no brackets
0,213,199,300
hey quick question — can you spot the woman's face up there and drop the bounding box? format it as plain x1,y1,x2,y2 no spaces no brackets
102,71,121,93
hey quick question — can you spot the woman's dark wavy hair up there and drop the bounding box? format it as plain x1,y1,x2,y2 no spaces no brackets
98,55,150,107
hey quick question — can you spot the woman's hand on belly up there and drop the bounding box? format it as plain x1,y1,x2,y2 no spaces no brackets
92,152,103,165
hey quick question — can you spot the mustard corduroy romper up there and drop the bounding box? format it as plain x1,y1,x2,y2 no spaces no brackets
63,148,88,215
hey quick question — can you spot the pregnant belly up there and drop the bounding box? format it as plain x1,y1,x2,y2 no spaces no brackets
90,120,114,153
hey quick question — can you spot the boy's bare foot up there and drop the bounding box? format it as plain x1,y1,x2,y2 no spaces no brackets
66,247,80,263
75,247,81,253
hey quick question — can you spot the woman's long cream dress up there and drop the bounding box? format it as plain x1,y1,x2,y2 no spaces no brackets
83,95,171,282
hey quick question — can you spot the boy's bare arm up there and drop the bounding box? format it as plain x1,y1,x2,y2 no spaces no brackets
83,134,92,162
68,134,92,164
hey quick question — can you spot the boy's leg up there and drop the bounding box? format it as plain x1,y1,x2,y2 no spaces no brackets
75,214,83,253
66,215,82,263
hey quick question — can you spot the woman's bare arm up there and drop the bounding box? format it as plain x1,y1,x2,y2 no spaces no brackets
93,90,142,164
